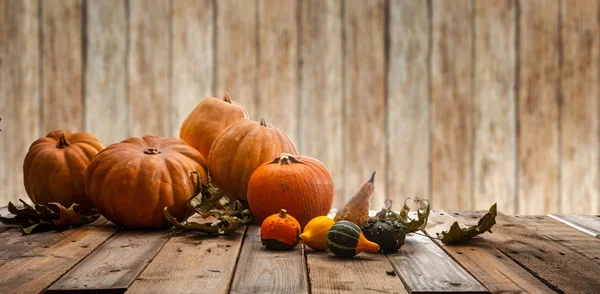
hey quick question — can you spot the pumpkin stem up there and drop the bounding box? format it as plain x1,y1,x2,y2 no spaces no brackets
143,147,161,154
223,92,232,103
271,153,301,165
260,117,267,127
377,207,387,220
279,209,287,218
368,171,376,184
56,133,70,148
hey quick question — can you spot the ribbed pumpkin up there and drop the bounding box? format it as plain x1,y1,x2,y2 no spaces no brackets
208,118,298,201
247,153,333,228
179,92,249,159
23,130,104,211
85,136,208,228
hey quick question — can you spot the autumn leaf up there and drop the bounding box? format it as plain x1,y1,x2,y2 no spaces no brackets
48,202,82,227
0,199,100,234
388,198,430,234
438,203,497,244
165,173,252,236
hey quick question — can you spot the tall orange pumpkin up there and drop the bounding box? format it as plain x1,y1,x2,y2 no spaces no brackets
84,136,208,228
247,153,334,228
179,93,249,159
23,130,104,211
208,118,298,201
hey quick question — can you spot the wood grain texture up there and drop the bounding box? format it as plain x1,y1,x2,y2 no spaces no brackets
387,233,487,293
344,0,386,209
387,0,430,202
512,215,600,264
0,0,40,206
473,0,516,214
257,0,299,145
306,251,407,294
171,0,214,137
0,225,66,267
47,230,169,292
299,0,344,207
452,210,600,293
229,226,308,294
41,0,83,132
127,226,246,294
214,0,258,120
0,219,117,294
426,211,553,293
548,214,600,238
84,0,127,145
128,0,171,137
518,0,560,214
431,0,474,210
560,0,600,215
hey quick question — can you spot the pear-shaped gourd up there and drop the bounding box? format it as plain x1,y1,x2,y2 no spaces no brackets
333,171,376,227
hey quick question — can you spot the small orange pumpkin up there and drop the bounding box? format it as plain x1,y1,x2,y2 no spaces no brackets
260,209,301,250
208,118,298,201
84,136,208,228
179,92,249,159
248,153,334,228
23,130,104,211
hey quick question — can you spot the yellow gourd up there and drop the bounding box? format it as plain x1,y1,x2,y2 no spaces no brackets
298,216,335,251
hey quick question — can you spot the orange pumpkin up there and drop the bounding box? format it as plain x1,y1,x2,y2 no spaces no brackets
84,136,208,228
179,92,249,159
247,153,334,228
260,209,301,250
23,130,104,211
207,118,298,201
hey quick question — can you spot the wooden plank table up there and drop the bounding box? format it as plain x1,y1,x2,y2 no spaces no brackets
0,210,598,294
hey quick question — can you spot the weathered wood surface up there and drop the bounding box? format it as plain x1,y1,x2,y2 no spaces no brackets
512,215,600,264
0,219,117,294
41,0,83,133
0,0,40,209
127,226,246,294
431,0,473,211
560,0,600,215
518,0,560,215
229,226,308,294
47,230,169,293
548,214,600,238
473,0,517,215
426,211,553,293
171,0,214,137
306,251,407,294
257,0,299,145
387,233,487,293
128,0,170,137
299,0,344,208
214,0,258,120
452,211,600,293
85,0,127,145
343,0,386,209
387,0,430,202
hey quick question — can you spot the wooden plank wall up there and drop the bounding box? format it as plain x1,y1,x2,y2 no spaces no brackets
0,0,598,215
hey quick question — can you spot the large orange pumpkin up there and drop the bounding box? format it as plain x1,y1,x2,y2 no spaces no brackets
207,118,298,202
84,136,208,228
179,93,249,159
23,130,104,211
247,153,334,228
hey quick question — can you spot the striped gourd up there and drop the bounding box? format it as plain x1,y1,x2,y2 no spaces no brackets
326,221,380,257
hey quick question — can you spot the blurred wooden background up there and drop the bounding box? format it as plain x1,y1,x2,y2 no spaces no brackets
1,0,598,215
